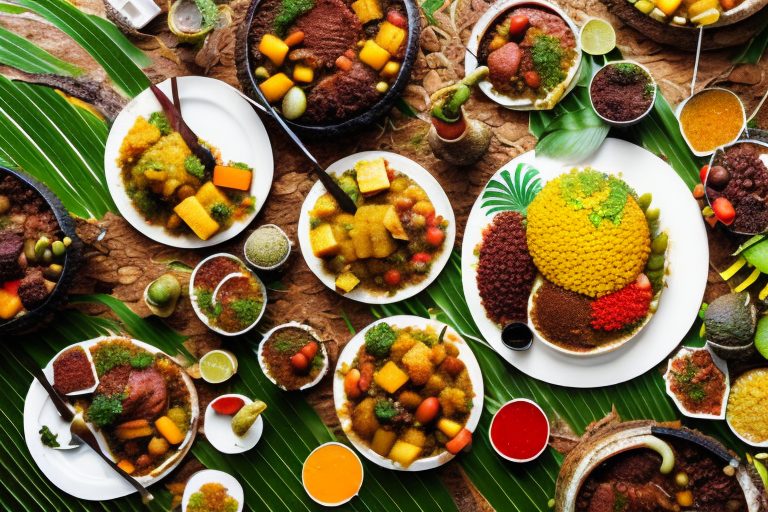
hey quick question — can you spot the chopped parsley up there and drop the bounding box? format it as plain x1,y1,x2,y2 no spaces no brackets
228,161,252,171
210,202,232,223
196,289,222,318
374,399,398,422
274,0,315,36
86,393,125,428
130,352,154,369
148,112,171,136
231,298,263,327
184,155,206,179
530,34,567,90
39,425,60,448
194,0,219,28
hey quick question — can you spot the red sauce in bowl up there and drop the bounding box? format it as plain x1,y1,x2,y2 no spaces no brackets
489,399,549,462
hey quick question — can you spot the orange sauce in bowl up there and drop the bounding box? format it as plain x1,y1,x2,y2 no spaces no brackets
302,443,363,506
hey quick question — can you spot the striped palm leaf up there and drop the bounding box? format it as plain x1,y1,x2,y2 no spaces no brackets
480,163,542,216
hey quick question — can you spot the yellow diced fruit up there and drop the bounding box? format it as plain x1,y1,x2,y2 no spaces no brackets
388,440,422,467
259,73,294,103
350,205,396,259
355,157,390,195
335,272,360,293
310,223,339,258
649,7,667,21
173,196,220,240
374,21,406,55
383,205,408,240
380,61,401,79
293,64,314,83
259,34,289,66
656,0,682,15
311,193,340,218
690,7,720,24
437,418,463,438
371,428,398,456
688,0,718,17
0,290,23,320
351,0,383,24
634,0,655,13
359,40,390,71
195,182,230,209
488,34,507,51
338,240,358,262
374,361,409,393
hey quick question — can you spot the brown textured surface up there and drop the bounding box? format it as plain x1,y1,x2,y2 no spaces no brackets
3,0,768,509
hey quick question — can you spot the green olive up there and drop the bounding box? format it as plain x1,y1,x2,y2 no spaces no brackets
637,193,652,211
34,236,50,259
282,87,307,121
645,208,660,221
44,264,63,281
647,254,665,271
674,471,689,487
24,239,37,263
62,236,72,247
254,66,270,80
652,232,668,254
42,248,53,264
146,274,181,307
51,240,66,257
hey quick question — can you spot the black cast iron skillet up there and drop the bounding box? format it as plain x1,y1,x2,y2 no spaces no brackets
239,0,421,137
0,166,81,334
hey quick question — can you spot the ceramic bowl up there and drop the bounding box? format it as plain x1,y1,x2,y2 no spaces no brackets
243,224,292,271
182,469,244,512
589,60,657,128
257,322,329,391
489,398,550,463
676,87,746,157
663,346,730,420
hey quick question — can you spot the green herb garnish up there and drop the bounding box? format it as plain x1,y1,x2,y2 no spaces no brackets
86,393,125,427
148,112,171,135
210,202,232,223
231,298,263,327
530,34,566,90
274,0,315,36
194,0,219,28
92,344,132,376
364,323,397,358
228,162,252,171
184,155,205,179
130,352,154,369
39,425,60,448
374,399,398,422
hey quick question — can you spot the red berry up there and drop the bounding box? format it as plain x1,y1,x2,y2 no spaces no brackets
699,165,709,184
425,226,445,246
290,352,310,372
211,396,246,415
384,269,402,286
712,197,735,225
386,10,407,28
300,341,318,360
411,252,431,264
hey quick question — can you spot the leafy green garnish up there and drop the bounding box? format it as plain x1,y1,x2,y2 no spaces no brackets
210,202,232,223
228,162,252,171
274,0,314,36
92,344,131,376
480,164,542,216
39,425,59,448
86,393,125,427
364,323,397,358
129,352,154,369
231,298,263,327
194,0,219,28
530,35,566,90
127,187,159,217
148,111,171,136
374,399,398,422
184,155,205,179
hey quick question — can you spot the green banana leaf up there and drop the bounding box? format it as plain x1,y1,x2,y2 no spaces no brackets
0,26,82,76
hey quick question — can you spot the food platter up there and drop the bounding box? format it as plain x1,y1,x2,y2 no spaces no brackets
204,394,265,454
104,76,274,248
23,336,199,500
297,151,456,304
181,469,244,512
462,138,709,388
332,315,484,471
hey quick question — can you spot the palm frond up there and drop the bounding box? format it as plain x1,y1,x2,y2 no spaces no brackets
480,163,542,215
0,26,83,76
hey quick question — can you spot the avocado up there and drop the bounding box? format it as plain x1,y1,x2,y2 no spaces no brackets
704,292,757,346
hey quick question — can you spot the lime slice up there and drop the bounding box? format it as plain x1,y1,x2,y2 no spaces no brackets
200,350,237,383
580,18,616,56
755,316,768,360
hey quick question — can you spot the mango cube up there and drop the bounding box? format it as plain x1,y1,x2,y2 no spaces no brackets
173,196,220,240
655,0,682,15
259,34,289,66
335,272,360,293
355,158,390,195
388,440,422,467
293,64,314,83
437,418,463,438
309,223,339,258
383,205,408,240
351,0,383,23
350,205,396,259
311,193,339,218
371,428,397,456
688,0,718,17
195,182,230,209
0,290,23,320
259,73,294,103
375,21,406,55
359,40,390,71
374,361,409,393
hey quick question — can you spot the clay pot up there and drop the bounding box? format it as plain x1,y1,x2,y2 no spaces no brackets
428,113,491,166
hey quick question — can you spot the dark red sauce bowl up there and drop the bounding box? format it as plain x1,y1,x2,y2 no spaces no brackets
489,398,550,463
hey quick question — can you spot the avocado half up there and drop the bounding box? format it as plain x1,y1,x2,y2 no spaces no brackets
704,292,757,360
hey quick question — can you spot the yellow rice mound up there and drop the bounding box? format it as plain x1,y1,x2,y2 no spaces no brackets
727,368,768,444
526,168,650,298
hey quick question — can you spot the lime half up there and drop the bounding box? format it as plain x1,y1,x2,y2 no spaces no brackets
200,350,237,383
755,316,768,360
580,18,617,56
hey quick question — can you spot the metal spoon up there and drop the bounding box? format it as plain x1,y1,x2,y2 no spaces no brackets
501,322,533,351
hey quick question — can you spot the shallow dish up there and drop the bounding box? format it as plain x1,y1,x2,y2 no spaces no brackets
589,60,657,128
464,0,583,111
257,322,329,391
332,315,484,471
204,394,264,454
104,76,274,249
726,367,768,448
677,88,746,158
663,346,730,420
489,398,550,463
302,442,364,506
182,469,244,512
243,224,292,271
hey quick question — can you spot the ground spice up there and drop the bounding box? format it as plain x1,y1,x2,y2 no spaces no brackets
726,368,768,443
668,349,725,416
590,282,652,331
680,89,744,153
245,225,290,268
53,347,95,394
476,211,536,324
590,63,654,122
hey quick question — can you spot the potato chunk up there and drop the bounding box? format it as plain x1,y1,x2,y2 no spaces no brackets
355,158,390,195
310,223,339,258
374,361,409,393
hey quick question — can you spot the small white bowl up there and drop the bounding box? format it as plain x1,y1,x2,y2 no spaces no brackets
589,60,657,128
465,0,583,111
189,253,267,336
243,224,292,271
257,322,329,391
676,88,746,158
489,398,550,463
182,469,244,512
726,368,768,448
301,442,363,507
663,346,729,420
45,345,99,396
204,394,264,454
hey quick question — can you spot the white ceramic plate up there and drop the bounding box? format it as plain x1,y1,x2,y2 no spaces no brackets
464,0,583,111
182,469,244,512
24,336,199,500
664,346,730,420
461,138,709,388
104,76,274,248
333,315,484,471
257,322,329,391
204,394,264,454
297,151,456,304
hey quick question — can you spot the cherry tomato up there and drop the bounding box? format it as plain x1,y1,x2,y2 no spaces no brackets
3,279,21,295
411,252,432,264
431,116,467,141
425,226,445,246
425,212,436,227
508,15,529,38
344,369,362,399
387,10,407,28
445,428,473,454
415,397,440,424
523,70,541,88
300,341,318,360
712,197,736,225
211,396,246,415
699,164,709,184
290,352,310,372
384,269,402,286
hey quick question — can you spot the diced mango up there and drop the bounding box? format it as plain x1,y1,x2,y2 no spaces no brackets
155,415,185,445
375,21,406,55
293,64,314,83
350,205,396,259
351,0,383,23
355,158,390,195
259,34,289,66
359,40,390,71
195,181,230,208
259,73,294,103
117,459,135,475
634,0,655,13
312,193,340,218
371,428,398,456
380,61,401,79
488,34,507,51
173,196,220,240
388,440,422,467
374,361,409,393
212,165,252,191
0,290,23,320
310,223,339,258
338,240,358,262
690,7,720,23
437,418,463,438
656,0,682,15
383,205,408,240
336,272,360,293
688,0,717,16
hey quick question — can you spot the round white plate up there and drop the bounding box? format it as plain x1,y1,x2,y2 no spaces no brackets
204,394,264,454
104,76,274,248
461,138,709,388
182,469,244,512
333,315,484,471
24,336,199,500
297,151,456,304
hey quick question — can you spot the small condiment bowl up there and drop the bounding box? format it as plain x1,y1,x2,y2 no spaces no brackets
301,442,363,507
44,345,99,396
663,346,729,420
203,393,264,454
189,253,268,337
257,322,329,391
182,469,244,512
677,88,746,158
243,224,293,272
588,60,657,128
489,398,550,463
726,368,768,448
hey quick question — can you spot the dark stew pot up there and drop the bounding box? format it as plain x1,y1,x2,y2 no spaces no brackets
0,166,81,334
237,0,421,137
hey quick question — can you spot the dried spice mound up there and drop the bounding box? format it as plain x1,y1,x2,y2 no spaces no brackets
477,211,536,324
526,168,650,298
590,282,652,331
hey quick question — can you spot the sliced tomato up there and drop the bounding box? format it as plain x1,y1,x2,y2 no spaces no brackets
211,396,246,415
